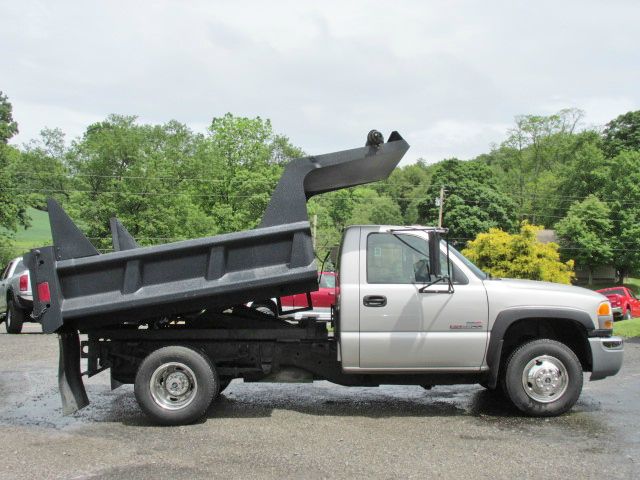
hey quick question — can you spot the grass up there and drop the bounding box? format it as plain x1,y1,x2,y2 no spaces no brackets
2,207,51,259
613,318,640,338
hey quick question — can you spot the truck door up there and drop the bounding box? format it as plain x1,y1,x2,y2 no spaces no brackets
358,231,488,370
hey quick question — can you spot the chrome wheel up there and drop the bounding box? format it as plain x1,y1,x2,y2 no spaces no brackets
521,355,569,403
149,362,198,410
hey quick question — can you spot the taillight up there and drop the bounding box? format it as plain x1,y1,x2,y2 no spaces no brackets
37,282,51,303
19,274,28,292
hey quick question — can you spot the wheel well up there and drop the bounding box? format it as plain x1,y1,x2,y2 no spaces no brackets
500,318,591,371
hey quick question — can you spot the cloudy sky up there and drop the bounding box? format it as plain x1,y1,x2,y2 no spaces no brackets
1,0,639,164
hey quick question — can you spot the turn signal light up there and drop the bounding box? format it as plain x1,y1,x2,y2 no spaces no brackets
603,320,614,329
598,302,611,316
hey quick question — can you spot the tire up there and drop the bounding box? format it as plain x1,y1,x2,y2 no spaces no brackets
251,301,277,317
623,307,632,320
501,339,583,417
134,346,219,425
6,296,25,334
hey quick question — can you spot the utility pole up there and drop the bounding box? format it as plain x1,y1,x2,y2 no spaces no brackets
437,186,446,228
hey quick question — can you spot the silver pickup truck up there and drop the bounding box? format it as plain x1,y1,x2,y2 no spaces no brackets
0,256,33,334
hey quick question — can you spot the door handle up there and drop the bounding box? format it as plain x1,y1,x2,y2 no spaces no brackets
363,295,387,307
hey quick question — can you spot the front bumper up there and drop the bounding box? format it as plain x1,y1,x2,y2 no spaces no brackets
589,336,624,380
612,307,622,318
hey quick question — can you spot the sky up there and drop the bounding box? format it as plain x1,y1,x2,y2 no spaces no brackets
1,0,639,164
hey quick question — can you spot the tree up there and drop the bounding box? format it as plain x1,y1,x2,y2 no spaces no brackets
602,150,640,282
0,91,29,264
347,188,402,225
67,115,216,250
555,196,613,285
373,160,431,223
15,128,71,210
416,159,517,242
64,114,305,251
484,109,590,225
602,111,640,158
462,223,575,284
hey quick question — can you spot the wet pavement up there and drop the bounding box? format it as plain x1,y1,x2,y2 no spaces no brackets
0,323,638,479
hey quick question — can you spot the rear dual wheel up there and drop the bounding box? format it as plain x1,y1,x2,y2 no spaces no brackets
5,296,25,334
502,339,583,417
134,346,219,425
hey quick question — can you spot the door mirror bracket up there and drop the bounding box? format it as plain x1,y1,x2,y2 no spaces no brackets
419,275,455,294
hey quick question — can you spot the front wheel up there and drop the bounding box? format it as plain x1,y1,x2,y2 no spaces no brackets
134,346,219,425
502,339,583,417
623,307,632,320
5,297,25,334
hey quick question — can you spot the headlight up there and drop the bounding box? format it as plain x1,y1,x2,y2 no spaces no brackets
598,302,611,316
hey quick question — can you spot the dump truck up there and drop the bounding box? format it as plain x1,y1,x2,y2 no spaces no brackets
25,130,624,425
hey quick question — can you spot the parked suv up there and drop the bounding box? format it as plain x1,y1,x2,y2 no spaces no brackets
0,256,33,333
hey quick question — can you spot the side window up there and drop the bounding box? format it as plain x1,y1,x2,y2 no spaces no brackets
366,233,468,285
1,262,12,280
367,233,430,284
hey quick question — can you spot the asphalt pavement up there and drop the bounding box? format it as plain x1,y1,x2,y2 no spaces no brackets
0,323,638,479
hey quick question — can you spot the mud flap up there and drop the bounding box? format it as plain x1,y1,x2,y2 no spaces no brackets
58,331,89,415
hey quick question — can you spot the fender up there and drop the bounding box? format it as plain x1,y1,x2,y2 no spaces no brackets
486,307,594,388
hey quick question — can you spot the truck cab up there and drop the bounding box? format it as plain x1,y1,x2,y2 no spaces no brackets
334,225,623,414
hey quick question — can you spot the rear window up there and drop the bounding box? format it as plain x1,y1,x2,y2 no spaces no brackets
14,260,25,273
603,288,625,296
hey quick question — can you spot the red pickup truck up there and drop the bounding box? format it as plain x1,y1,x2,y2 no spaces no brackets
280,272,336,320
596,286,640,320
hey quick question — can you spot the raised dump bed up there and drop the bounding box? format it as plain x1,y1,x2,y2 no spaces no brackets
26,130,409,334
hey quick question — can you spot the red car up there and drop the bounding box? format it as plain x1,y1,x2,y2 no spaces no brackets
280,272,336,320
596,287,640,320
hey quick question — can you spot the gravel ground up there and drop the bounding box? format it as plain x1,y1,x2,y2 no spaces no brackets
0,323,638,479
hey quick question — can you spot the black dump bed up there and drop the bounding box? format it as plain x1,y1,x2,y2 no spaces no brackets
25,131,409,333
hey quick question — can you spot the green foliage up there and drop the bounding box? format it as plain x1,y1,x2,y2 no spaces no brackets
602,150,640,280
6,101,640,284
0,91,18,143
59,114,303,251
462,223,575,284
373,160,431,223
0,91,29,264
14,128,70,209
555,196,613,284
602,111,640,158
613,318,640,337
416,159,517,241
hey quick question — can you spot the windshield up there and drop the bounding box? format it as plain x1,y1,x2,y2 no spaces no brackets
602,288,625,296
445,242,488,280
